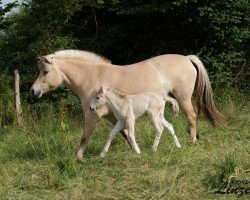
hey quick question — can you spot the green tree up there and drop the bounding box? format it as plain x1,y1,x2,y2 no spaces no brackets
0,0,249,88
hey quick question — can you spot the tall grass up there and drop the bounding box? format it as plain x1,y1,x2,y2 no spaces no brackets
0,75,15,126
0,88,249,199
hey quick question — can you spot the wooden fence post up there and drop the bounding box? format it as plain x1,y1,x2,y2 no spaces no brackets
14,69,23,126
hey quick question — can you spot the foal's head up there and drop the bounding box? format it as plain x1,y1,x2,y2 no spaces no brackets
89,86,127,112
89,87,107,112
31,55,63,98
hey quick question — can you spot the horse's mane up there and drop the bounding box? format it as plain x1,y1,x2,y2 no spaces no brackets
52,50,111,64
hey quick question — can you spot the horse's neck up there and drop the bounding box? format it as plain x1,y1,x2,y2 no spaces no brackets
105,92,125,116
58,59,92,97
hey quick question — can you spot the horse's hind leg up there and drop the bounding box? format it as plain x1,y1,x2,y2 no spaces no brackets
179,99,197,142
172,71,198,142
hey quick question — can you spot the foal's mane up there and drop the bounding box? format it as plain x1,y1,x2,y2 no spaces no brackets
53,50,111,64
105,87,127,99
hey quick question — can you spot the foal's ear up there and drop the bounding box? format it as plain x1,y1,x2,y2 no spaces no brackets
100,86,104,93
100,85,107,94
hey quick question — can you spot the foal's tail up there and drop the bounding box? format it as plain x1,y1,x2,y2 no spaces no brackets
164,96,179,116
187,55,225,125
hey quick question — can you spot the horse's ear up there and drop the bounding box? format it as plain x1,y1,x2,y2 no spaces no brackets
38,56,53,64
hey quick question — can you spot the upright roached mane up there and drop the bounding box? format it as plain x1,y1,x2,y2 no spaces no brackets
31,49,225,159
51,50,111,64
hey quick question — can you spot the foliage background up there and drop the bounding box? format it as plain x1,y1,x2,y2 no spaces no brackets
0,0,249,86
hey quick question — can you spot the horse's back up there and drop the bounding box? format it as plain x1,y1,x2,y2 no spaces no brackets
112,54,197,88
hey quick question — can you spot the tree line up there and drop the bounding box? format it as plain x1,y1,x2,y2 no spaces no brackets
0,0,249,97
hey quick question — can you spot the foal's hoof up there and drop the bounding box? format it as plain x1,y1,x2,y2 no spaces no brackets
152,147,157,152
136,150,141,154
100,152,106,158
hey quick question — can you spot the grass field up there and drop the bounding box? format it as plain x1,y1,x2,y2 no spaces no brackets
0,89,249,199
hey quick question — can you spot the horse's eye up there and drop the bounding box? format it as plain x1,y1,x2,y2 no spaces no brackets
96,96,100,100
44,71,49,75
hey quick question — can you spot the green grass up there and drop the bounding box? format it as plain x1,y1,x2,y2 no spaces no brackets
0,90,249,199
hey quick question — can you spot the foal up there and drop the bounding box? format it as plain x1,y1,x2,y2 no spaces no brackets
90,86,181,157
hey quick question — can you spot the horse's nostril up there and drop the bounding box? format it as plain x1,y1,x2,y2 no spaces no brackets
90,107,92,111
30,88,35,96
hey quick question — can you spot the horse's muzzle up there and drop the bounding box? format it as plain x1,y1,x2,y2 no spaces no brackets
30,88,42,98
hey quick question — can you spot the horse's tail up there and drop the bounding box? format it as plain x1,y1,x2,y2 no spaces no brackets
187,55,225,125
164,96,179,116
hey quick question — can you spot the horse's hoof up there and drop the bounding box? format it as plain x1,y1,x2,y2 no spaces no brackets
76,156,82,161
196,132,200,140
76,152,83,160
192,139,197,143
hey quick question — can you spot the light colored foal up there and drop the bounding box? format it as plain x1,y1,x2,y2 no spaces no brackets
90,86,181,157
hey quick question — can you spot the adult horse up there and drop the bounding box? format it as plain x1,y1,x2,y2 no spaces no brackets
31,50,225,159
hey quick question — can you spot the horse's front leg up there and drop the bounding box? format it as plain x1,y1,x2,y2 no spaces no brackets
76,111,99,160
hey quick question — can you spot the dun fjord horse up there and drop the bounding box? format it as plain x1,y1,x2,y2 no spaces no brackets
31,50,225,159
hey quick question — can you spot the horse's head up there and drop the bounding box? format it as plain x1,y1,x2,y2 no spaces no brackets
31,55,63,98
89,86,107,112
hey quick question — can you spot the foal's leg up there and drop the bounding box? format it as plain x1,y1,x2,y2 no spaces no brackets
76,111,99,160
126,117,141,154
106,115,132,148
159,110,181,148
147,111,163,151
100,120,124,158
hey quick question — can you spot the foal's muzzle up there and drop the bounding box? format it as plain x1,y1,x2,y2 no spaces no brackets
89,106,96,112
